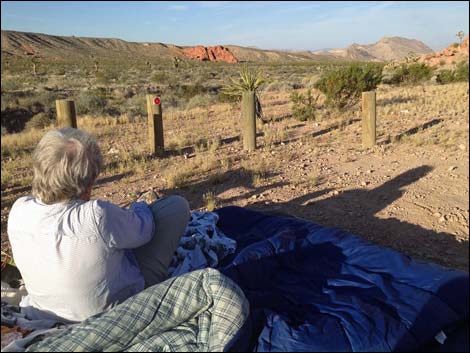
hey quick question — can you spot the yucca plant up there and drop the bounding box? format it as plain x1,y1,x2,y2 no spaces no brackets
222,66,265,121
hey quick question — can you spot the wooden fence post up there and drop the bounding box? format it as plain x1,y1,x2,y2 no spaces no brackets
146,95,164,156
55,99,77,128
362,91,376,148
242,91,256,151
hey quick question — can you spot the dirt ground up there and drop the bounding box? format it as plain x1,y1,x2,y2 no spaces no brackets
1,82,469,272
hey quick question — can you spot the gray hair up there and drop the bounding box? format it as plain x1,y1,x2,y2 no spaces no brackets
32,128,104,204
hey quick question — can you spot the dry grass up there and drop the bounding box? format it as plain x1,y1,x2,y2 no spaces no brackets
241,156,271,187
202,191,217,211
1,81,468,192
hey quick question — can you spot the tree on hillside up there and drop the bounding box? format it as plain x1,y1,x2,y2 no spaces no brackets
456,31,465,45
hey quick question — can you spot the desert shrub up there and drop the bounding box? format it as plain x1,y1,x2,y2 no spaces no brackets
30,91,58,111
217,91,239,103
76,89,108,115
175,84,207,100
436,62,469,84
290,89,318,121
436,69,455,84
122,88,135,99
389,63,433,85
152,71,169,84
123,94,147,117
25,112,54,131
302,75,320,88
1,79,22,92
1,94,19,111
454,61,469,82
262,80,289,92
185,94,214,110
314,63,383,109
96,67,120,84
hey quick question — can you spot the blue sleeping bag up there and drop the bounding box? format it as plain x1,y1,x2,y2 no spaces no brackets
215,206,469,352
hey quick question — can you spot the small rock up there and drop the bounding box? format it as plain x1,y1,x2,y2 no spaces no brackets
438,215,447,223
433,212,442,218
137,190,158,204
448,166,457,172
107,147,120,155
458,144,466,151
366,169,374,174
361,181,369,186
332,190,340,196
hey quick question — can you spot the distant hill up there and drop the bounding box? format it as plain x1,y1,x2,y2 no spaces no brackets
1,30,349,63
312,37,434,61
1,30,181,60
0,30,362,64
1,30,433,63
224,45,348,63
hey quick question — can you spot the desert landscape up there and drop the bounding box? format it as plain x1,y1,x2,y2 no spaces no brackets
1,29,469,272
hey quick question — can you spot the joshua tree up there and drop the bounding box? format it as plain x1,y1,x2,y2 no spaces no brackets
173,56,182,69
221,66,265,121
456,31,465,45
90,54,99,73
31,56,38,76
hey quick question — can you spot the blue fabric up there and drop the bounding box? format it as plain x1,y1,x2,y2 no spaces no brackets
215,206,469,352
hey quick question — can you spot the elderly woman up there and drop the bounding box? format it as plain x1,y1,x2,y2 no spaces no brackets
7,128,190,323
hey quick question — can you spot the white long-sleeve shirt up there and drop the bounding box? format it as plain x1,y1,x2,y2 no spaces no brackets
7,196,155,323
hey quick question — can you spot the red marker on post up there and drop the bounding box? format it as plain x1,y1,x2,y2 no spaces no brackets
146,94,164,156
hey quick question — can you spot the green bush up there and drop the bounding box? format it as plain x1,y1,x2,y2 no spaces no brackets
124,94,147,117
25,112,54,130
1,79,22,92
436,69,455,84
290,89,318,121
389,63,433,85
217,91,239,103
185,94,214,110
435,62,469,84
152,72,169,84
176,84,207,100
314,63,383,109
96,67,120,84
454,61,469,82
76,89,108,115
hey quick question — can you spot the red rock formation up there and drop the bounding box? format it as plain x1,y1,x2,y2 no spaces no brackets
417,35,468,67
182,45,238,63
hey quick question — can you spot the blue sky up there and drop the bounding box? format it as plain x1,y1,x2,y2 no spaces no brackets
1,1,469,51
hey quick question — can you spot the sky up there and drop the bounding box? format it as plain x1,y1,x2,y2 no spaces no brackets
1,1,469,51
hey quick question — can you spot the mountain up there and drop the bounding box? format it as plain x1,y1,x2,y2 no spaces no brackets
0,30,352,63
1,30,433,63
1,30,181,60
312,37,434,61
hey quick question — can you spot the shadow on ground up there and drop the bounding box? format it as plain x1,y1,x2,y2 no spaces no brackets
240,165,468,272
153,162,467,271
